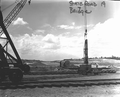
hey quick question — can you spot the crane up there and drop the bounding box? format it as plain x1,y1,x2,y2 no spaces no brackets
77,0,92,75
0,0,30,34
0,0,31,83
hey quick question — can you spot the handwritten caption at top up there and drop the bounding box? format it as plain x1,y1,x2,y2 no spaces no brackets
69,1,106,15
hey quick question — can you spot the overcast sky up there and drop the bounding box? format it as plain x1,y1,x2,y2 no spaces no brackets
0,0,120,61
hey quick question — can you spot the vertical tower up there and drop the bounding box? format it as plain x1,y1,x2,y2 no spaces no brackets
84,0,88,65
84,37,88,65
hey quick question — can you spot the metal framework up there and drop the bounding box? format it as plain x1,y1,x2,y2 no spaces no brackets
0,0,30,72
84,0,88,65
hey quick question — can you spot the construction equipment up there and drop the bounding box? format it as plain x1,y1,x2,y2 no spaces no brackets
77,0,92,75
0,44,23,83
1,0,29,33
0,0,31,83
59,60,79,70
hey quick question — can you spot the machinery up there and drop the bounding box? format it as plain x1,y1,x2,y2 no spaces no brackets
77,0,94,75
60,60,70,68
59,2,99,74
0,0,31,83
59,60,79,70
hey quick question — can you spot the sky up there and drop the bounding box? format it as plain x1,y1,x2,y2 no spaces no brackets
0,0,120,61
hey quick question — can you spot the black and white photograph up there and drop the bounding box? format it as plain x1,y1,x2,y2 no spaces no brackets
0,0,120,97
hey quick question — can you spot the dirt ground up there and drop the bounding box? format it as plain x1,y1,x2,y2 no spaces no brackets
1,58,120,97
0,85,120,97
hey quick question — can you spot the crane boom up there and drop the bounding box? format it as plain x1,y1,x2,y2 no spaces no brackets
0,0,30,73
0,0,27,34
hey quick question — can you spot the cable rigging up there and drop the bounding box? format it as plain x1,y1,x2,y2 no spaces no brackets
1,0,19,12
